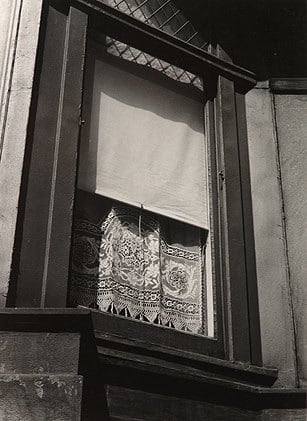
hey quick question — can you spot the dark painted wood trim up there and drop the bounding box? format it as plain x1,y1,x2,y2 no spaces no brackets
270,78,307,93
52,0,256,88
98,347,302,396
43,7,87,306
14,6,88,307
0,307,90,315
98,352,305,411
91,309,224,359
93,333,277,387
204,91,225,352
105,381,306,413
215,75,251,363
14,5,69,307
235,92,262,366
0,307,91,332
98,347,274,392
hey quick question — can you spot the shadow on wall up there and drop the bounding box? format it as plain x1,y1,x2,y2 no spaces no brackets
176,0,307,80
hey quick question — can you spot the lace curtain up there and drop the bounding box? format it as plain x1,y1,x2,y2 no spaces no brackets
70,192,207,334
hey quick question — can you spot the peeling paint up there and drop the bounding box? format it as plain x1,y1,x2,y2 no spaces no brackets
34,380,44,399
0,375,26,387
49,376,66,389
0,340,8,351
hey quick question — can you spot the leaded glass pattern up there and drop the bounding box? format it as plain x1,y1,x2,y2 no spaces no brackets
105,37,203,89
106,0,208,50
103,0,208,90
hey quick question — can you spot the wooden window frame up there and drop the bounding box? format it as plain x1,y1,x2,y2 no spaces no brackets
9,0,262,366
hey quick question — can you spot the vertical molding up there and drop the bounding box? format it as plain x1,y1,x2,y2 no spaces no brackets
14,6,87,307
215,75,251,362
215,45,253,362
204,87,225,349
43,7,88,306
13,5,68,307
235,92,262,366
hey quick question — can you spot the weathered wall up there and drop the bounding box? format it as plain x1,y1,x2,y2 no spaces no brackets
245,86,298,387
246,88,307,388
0,0,22,146
0,0,305,395
0,332,83,420
0,0,43,306
273,94,307,387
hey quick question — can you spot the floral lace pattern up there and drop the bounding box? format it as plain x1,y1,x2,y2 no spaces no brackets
70,205,206,334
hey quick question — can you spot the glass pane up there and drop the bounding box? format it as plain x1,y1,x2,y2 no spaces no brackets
102,0,208,51
69,36,216,337
105,36,203,90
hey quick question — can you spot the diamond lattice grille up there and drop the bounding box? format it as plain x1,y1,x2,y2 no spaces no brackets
108,0,208,50
103,0,208,90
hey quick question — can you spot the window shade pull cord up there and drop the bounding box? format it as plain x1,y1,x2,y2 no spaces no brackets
138,203,144,237
139,203,144,321
201,237,207,335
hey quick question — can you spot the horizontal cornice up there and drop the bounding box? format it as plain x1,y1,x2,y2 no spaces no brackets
270,78,307,93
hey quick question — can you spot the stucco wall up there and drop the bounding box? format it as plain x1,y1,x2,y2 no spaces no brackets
0,331,82,420
245,87,297,387
0,0,43,306
0,0,22,147
273,94,307,387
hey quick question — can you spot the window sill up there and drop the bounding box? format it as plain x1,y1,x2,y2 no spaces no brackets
95,330,305,410
1,308,305,410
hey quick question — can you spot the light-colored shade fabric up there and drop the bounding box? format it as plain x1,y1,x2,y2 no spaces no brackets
78,55,208,229
70,199,206,335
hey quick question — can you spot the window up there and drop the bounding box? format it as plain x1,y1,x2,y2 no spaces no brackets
69,35,215,337
11,0,262,365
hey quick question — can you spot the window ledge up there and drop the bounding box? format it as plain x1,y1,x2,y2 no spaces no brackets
96,334,305,410
1,308,304,410
95,331,277,387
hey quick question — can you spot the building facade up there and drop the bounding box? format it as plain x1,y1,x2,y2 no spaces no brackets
0,0,306,419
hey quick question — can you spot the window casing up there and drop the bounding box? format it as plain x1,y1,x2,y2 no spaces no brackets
10,0,262,365
70,35,214,337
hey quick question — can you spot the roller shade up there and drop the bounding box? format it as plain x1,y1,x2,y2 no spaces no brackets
78,56,209,229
